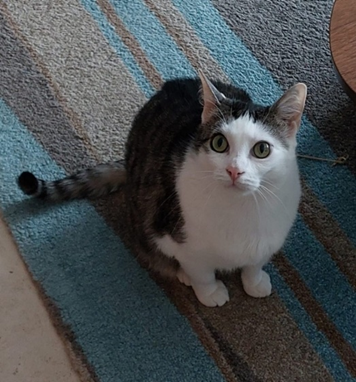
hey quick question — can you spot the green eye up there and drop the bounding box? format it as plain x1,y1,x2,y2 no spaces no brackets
253,141,270,158
210,134,229,153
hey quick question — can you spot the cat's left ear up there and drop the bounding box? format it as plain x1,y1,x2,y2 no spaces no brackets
198,70,226,124
272,83,307,137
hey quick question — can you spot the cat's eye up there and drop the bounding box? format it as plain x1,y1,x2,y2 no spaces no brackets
252,141,270,158
210,134,229,153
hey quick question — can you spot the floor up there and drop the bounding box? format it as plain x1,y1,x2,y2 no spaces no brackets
0,215,81,382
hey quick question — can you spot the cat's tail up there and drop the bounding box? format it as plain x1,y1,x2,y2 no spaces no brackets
17,161,126,202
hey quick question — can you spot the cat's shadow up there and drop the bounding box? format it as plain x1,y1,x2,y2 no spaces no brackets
3,192,124,226
2,198,58,223
2,194,127,265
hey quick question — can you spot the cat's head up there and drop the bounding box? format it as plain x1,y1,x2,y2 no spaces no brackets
195,70,307,194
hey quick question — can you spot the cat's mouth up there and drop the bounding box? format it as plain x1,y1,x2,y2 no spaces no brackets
226,180,256,193
216,173,258,194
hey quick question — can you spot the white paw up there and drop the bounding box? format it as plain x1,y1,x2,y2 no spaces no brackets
194,280,230,307
242,270,272,298
177,268,192,286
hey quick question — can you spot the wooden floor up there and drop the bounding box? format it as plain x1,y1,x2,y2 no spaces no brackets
0,216,80,382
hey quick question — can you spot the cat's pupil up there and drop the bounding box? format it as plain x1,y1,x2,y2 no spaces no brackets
217,137,223,147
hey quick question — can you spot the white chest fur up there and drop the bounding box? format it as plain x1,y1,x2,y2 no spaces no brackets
155,155,301,272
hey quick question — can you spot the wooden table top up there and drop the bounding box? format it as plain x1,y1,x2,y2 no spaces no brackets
330,0,356,102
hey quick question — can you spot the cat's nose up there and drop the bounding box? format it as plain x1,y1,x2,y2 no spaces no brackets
226,166,244,182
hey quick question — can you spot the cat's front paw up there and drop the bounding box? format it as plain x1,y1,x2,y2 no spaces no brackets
194,280,230,307
242,270,272,298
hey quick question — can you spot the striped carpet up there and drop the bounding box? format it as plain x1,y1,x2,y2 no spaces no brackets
1,0,356,381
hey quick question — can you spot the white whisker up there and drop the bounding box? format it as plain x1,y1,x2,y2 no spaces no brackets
259,184,290,217
256,187,272,208
252,191,261,220
261,179,280,191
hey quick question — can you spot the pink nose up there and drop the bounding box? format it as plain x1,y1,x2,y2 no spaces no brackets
226,166,244,182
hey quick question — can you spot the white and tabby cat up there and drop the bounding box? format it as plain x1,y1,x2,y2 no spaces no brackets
18,71,306,307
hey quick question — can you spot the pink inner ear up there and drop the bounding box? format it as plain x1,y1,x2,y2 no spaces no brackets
275,83,307,136
199,70,221,124
285,110,304,138
201,99,217,124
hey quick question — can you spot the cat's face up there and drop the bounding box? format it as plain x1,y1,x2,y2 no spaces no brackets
201,114,295,195
195,70,306,195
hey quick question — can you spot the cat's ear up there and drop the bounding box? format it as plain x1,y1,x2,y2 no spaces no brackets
272,83,307,136
198,70,226,124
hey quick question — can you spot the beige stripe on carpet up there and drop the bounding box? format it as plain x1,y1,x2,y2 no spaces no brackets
4,0,146,162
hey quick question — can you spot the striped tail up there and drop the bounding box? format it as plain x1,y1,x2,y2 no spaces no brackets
17,161,126,202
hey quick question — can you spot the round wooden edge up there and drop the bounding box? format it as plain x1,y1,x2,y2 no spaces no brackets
329,0,356,103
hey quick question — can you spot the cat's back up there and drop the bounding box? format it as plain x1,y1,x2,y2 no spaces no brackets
122,78,209,244
160,78,201,104
125,79,203,170
137,78,202,124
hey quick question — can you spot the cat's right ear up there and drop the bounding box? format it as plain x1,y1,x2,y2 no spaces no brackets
272,83,307,137
198,70,226,124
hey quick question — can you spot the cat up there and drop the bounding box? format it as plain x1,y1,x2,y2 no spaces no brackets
18,70,306,307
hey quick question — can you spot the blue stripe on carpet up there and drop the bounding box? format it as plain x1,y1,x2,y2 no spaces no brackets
266,263,354,382
0,98,225,382
81,0,154,97
286,216,356,350
171,0,356,246
107,0,196,80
